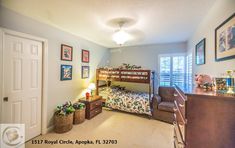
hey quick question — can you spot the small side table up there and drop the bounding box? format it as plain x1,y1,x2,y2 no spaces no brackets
101,98,106,107
79,95,102,119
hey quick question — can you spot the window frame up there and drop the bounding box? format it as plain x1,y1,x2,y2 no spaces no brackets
186,54,193,86
158,53,188,87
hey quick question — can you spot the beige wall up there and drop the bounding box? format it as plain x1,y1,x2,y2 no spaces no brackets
0,6,110,128
187,0,235,77
109,42,187,92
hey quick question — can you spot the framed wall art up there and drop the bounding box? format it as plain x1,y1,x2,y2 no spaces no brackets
215,13,235,61
61,44,73,61
82,66,89,79
61,65,72,81
82,49,89,63
195,38,206,65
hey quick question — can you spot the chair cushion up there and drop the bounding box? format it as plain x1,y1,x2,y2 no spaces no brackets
158,102,175,113
158,87,175,102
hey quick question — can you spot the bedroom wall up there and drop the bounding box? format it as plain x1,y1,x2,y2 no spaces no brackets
187,0,235,77
0,6,110,128
109,42,187,92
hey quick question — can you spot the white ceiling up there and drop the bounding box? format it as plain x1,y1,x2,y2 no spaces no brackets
1,0,216,48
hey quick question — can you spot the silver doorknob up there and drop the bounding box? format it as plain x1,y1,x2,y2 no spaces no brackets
3,97,8,102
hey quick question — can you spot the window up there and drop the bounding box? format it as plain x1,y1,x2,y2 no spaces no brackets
186,54,193,86
159,57,171,86
172,56,185,87
159,54,192,87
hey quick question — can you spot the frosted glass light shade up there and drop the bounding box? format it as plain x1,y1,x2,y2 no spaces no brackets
112,30,130,45
88,83,96,90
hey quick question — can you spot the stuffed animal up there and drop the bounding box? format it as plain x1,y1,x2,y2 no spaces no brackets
195,74,212,88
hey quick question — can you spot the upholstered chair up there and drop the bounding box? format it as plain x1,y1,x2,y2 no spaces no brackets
152,86,175,124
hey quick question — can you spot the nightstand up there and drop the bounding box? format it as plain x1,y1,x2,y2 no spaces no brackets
79,95,102,119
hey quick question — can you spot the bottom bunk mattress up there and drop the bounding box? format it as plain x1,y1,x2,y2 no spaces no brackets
100,87,151,115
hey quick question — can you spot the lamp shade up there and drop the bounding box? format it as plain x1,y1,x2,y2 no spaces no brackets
88,83,96,90
112,29,130,45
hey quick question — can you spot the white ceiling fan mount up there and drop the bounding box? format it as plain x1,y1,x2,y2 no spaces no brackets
112,19,133,46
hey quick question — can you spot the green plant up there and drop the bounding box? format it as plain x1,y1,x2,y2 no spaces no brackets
55,101,75,116
73,102,85,110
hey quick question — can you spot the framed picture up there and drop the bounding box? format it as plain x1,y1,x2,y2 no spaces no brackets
61,65,72,81
82,49,89,63
61,44,73,61
215,13,235,61
82,66,89,79
214,78,227,90
195,38,206,65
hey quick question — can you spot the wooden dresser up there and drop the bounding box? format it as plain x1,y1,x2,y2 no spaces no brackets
173,85,235,148
79,95,102,119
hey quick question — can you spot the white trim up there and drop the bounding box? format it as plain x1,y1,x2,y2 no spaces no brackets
158,53,186,57
46,125,54,133
0,29,3,123
0,27,48,135
41,40,48,134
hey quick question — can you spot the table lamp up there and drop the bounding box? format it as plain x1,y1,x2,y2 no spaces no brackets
88,83,96,96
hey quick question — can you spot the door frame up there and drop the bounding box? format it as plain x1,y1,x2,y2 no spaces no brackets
0,28,48,135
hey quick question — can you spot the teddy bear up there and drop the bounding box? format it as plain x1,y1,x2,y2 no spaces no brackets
195,74,212,88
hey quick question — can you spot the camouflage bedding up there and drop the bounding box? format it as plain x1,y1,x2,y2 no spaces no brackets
100,87,151,115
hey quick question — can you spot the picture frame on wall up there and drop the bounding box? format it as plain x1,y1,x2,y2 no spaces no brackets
195,38,206,65
82,66,89,79
61,65,72,81
215,13,235,61
82,49,89,63
61,44,73,61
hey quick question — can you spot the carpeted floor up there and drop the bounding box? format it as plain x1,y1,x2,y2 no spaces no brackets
26,109,173,148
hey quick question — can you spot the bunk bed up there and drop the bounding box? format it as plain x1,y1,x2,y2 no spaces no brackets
96,68,155,115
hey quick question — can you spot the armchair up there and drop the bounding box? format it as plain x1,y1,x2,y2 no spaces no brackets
152,86,175,124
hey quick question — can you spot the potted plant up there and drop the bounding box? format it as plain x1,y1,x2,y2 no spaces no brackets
54,101,75,133
73,102,86,124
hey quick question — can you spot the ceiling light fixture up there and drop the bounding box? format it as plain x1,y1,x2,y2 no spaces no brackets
112,21,130,45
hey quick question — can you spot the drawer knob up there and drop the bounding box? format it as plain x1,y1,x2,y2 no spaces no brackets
174,93,178,97
179,103,184,108
173,108,177,112
178,142,185,146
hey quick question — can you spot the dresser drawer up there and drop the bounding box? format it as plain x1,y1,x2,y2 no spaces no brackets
173,119,185,143
89,100,102,110
174,91,185,105
174,90,186,118
174,101,186,125
174,136,185,148
88,106,102,119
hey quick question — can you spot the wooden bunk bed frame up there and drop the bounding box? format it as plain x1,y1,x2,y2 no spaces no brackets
96,68,155,98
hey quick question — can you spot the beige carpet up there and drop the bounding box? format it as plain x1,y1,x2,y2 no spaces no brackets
26,109,173,148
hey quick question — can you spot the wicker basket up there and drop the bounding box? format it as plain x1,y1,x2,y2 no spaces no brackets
54,113,74,133
73,108,86,124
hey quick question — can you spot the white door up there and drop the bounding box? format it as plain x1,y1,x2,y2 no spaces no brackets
2,34,42,141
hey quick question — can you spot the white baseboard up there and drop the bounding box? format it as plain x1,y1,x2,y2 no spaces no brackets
44,126,54,134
